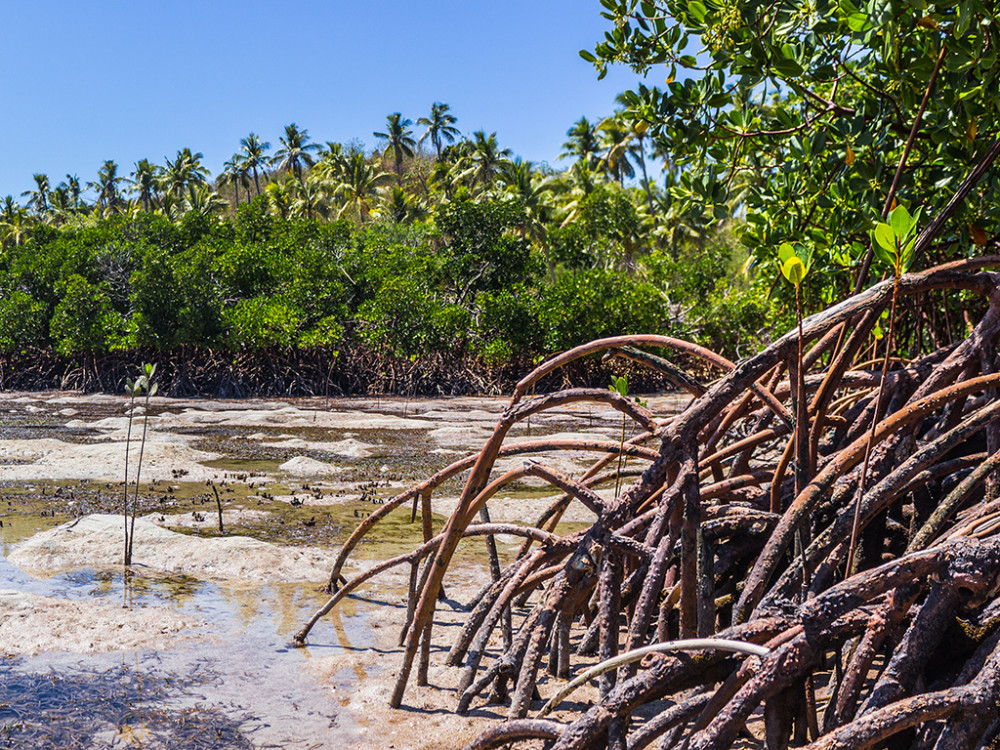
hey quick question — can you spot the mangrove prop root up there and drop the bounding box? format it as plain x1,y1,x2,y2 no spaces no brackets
291,261,1000,748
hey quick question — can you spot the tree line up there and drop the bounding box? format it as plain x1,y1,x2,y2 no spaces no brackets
0,103,765,367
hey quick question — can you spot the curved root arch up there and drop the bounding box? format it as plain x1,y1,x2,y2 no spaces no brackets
296,260,1000,749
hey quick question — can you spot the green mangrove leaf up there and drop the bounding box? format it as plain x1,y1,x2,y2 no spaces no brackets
800,246,813,275
889,205,913,241
873,222,896,254
778,242,796,264
609,373,629,398
782,256,807,286
687,0,707,23
900,239,917,273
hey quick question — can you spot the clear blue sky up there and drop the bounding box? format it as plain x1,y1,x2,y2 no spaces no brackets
0,1,652,200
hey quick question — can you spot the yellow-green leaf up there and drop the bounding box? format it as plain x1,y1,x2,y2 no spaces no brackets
781,256,807,286
873,223,896,254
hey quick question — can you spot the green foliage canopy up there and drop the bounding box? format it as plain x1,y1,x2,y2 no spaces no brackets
587,0,1000,285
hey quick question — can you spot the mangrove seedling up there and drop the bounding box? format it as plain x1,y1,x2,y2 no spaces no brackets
846,205,919,575
122,376,141,566
609,373,647,500
778,242,813,494
778,242,813,598
124,363,158,566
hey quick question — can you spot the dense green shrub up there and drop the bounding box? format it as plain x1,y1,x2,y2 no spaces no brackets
49,275,119,356
548,223,592,270
640,231,773,357
356,275,470,357
224,297,301,349
575,185,643,269
534,269,670,352
0,206,773,367
472,285,541,363
0,290,47,351
436,198,538,295
130,247,181,348
171,244,227,347
297,316,345,349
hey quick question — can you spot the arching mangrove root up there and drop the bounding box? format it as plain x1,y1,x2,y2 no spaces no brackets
295,260,1000,748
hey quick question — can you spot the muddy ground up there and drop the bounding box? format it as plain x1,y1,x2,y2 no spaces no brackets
0,389,688,748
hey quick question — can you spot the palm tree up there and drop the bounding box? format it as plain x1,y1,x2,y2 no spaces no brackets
185,183,227,219
1,195,19,222
614,89,659,221
219,155,251,209
162,149,209,199
312,142,351,189
240,133,271,195
417,102,460,161
373,113,416,182
374,185,427,224
427,159,458,201
456,131,511,192
0,197,31,247
333,152,394,223
65,174,83,210
264,179,293,219
552,160,601,232
48,185,73,223
89,161,124,215
21,173,50,216
319,141,345,166
499,158,556,281
129,160,160,212
271,123,319,181
291,177,330,220
160,191,185,222
568,160,600,196
122,201,144,221
560,117,603,169
598,115,636,186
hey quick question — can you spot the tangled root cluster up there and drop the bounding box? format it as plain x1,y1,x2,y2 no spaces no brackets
298,258,1000,749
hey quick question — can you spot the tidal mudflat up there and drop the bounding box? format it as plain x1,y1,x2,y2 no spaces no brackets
0,390,686,748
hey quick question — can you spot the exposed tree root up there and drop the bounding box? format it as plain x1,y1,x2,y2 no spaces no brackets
0,342,691,398
298,258,1000,748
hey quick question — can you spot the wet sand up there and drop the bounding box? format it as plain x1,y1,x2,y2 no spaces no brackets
0,390,688,748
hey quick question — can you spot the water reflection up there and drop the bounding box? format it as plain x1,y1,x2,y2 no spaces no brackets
0,556,373,748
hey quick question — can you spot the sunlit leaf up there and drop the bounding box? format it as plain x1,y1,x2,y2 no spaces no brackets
889,205,912,240
781,256,807,286
873,223,896,254
687,1,707,23
846,11,870,31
